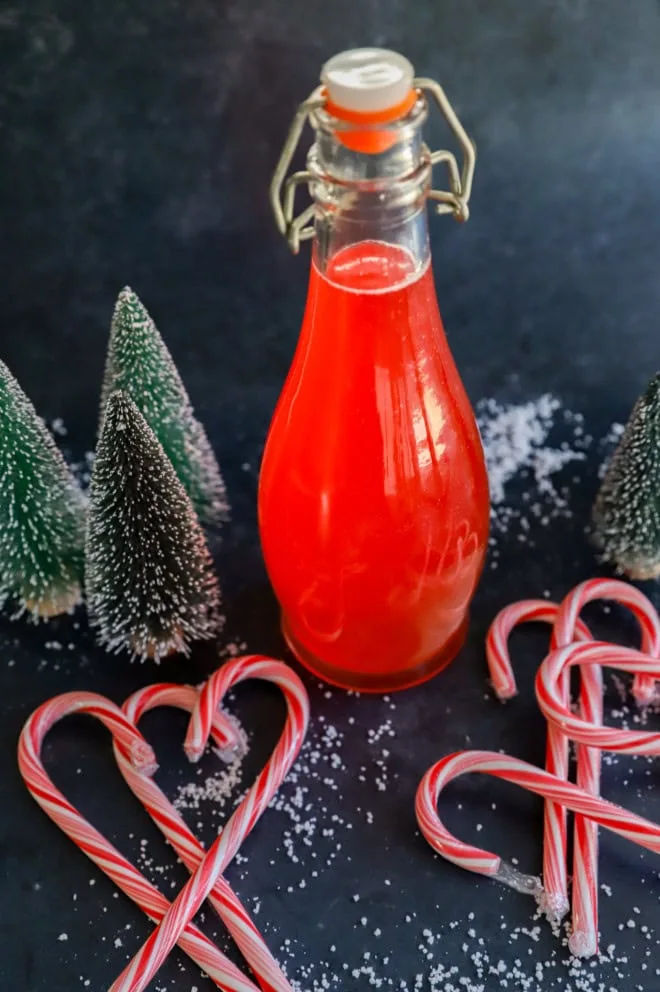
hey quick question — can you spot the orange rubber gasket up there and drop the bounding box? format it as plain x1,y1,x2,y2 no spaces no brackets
321,86,418,154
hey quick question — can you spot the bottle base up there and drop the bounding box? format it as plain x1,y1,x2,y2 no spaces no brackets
281,614,469,694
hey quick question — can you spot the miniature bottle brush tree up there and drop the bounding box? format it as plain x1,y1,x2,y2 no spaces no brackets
0,288,226,661
592,372,660,580
0,359,86,619
100,287,228,529
85,391,222,661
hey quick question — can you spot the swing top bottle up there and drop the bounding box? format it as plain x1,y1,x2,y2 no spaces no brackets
259,49,489,692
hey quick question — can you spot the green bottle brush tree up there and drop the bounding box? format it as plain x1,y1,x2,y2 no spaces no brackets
0,359,86,618
592,372,660,579
100,287,228,529
86,391,222,661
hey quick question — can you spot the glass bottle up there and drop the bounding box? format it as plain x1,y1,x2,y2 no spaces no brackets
259,49,489,692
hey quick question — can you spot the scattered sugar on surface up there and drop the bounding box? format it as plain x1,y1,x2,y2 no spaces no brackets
477,394,587,507
35,396,655,989
97,669,660,991
173,715,249,819
475,395,624,569
274,912,660,991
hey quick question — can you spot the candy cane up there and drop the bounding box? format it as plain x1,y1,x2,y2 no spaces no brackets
486,579,659,946
542,582,604,951
115,681,295,992
487,582,660,704
550,578,660,956
110,656,310,992
569,666,602,958
17,692,261,992
416,750,660,883
535,633,660,955
486,600,591,701
552,578,660,706
486,598,592,921
537,641,660,753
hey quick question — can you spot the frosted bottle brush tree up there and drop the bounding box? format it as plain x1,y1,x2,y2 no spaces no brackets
100,287,228,528
85,390,222,660
592,372,660,579
0,359,86,618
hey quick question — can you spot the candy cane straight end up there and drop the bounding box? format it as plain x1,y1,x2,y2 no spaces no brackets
213,741,246,765
183,742,204,764
493,684,518,702
212,710,248,763
632,677,657,707
130,740,159,776
494,860,544,901
537,888,570,923
568,928,599,959
184,738,243,765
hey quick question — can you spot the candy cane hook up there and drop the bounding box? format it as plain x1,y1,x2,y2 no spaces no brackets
416,750,660,888
17,692,259,991
110,656,310,992
115,681,295,992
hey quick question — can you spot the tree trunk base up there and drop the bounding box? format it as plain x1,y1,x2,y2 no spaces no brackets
24,584,82,619
620,559,660,581
131,628,184,661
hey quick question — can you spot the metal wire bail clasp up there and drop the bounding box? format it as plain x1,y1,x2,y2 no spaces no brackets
270,87,325,255
270,77,477,254
414,77,476,224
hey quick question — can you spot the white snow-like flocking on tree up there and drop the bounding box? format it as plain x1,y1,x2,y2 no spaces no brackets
85,390,222,661
592,372,660,579
0,359,86,619
100,286,229,530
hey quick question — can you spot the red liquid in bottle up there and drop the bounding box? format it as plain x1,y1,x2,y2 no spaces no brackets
259,240,489,692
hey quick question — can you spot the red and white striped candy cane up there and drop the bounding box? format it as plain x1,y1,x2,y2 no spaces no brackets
550,579,660,956
110,656,310,992
485,579,660,943
115,682,295,992
552,578,660,705
570,663,602,958
543,582,606,950
487,582,660,704
537,636,660,955
486,599,591,701
537,641,660,754
486,598,592,921
415,750,660,881
17,692,261,992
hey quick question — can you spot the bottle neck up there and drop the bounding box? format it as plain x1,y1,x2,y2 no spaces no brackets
307,100,432,288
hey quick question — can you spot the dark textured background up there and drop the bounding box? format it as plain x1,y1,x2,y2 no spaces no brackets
2,1,660,989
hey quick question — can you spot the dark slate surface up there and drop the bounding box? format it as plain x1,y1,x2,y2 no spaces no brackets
2,2,660,989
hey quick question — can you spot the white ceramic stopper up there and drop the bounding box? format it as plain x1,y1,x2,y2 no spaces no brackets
321,48,414,114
